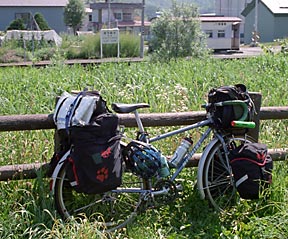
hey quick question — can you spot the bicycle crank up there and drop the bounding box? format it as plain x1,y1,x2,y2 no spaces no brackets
153,179,178,206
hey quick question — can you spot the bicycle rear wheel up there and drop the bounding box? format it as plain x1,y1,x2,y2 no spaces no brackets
54,163,145,232
202,136,254,211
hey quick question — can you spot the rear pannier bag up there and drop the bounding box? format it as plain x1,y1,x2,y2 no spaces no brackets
207,84,254,129
50,90,122,194
66,113,122,194
229,142,273,199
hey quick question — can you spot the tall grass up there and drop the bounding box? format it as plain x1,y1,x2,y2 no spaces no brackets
65,33,140,59
0,53,287,238
0,33,141,63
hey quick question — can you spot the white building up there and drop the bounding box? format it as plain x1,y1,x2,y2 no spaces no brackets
200,16,242,51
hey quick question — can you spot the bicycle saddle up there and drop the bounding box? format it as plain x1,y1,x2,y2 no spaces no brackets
112,103,150,113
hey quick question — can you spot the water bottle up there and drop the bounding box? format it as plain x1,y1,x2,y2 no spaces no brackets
158,155,170,178
169,137,193,168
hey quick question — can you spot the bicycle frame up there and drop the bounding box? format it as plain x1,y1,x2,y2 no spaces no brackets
150,119,213,181
108,114,222,198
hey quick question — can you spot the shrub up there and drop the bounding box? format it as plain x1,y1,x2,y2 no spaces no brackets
149,0,208,61
34,12,50,30
6,18,25,31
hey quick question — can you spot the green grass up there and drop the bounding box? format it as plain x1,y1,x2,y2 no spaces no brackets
0,53,287,238
0,33,141,63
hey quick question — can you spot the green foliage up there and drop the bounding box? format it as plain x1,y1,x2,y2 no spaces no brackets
6,18,25,31
149,0,209,61
0,54,287,238
77,34,100,59
64,33,140,59
120,33,140,57
276,38,288,54
34,13,50,31
64,0,85,35
0,32,140,63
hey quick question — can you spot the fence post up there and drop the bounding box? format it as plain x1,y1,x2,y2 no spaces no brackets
248,92,262,142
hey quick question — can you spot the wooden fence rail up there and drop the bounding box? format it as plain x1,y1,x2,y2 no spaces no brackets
0,104,287,181
1,148,287,181
0,106,287,131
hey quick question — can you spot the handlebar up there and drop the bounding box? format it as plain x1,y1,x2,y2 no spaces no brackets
231,120,255,128
203,100,255,129
213,100,248,121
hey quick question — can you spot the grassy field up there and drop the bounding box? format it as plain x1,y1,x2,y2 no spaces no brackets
0,53,287,238
0,33,140,63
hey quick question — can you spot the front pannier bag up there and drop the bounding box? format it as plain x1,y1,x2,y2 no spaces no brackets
207,84,255,129
229,142,273,199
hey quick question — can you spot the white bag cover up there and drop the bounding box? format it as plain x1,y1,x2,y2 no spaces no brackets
53,92,98,130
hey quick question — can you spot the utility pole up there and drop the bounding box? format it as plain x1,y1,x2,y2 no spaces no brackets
251,0,260,46
254,0,258,33
140,0,145,58
108,0,111,28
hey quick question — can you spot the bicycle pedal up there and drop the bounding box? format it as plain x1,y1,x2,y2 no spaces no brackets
176,183,183,192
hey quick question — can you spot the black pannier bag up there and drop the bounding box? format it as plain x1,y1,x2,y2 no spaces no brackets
207,84,255,129
229,142,273,199
66,113,122,194
48,90,110,176
50,90,122,194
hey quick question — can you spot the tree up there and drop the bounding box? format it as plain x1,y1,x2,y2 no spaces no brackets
64,0,85,35
34,13,50,30
6,18,26,31
149,0,208,61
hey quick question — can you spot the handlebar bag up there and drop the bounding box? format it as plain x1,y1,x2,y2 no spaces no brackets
207,84,254,129
229,142,273,199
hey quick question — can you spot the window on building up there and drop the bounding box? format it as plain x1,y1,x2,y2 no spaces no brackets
205,30,213,38
89,14,92,22
123,12,132,21
114,12,122,21
15,12,31,27
217,30,225,38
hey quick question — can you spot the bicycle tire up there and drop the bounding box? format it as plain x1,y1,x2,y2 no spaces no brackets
202,135,254,211
54,162,145,232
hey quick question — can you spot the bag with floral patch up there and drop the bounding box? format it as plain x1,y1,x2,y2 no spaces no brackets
65,113,122,194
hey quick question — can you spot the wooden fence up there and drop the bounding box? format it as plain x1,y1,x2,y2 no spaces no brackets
0,93,287,181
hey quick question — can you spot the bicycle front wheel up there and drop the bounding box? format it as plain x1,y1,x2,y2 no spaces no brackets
54,163,145,232
202,136,254,211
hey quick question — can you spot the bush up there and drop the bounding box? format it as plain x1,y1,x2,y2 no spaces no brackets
150,0,209,61
34,48,56,61
34,13,50,30
6,19,25,31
